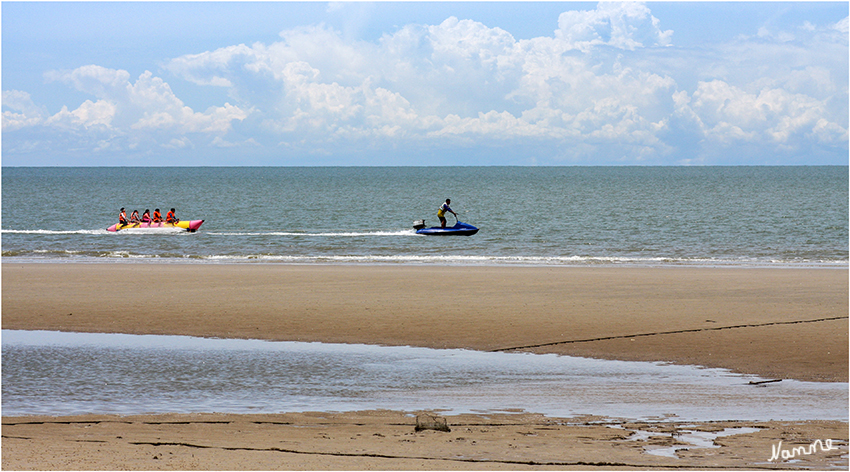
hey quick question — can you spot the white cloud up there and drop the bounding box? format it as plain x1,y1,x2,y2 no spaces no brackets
164,137,193,149
555,2,673,52
3,66,250,154
44,65,131,99
2,90,46,131
686,80,847,147
834,16,849,35
46,100,116,128
3,3,847,164
160,6,684,156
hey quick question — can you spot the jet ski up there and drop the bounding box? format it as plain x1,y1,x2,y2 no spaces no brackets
413,218,479,236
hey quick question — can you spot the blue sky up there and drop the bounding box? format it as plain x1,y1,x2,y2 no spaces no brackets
2,2,848,166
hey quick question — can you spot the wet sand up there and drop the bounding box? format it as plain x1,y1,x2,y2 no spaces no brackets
2,263,848,469
2,411,847,470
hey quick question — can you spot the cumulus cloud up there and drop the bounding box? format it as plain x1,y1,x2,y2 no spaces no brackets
676,79,847,148
2,90,47,131
2,2,847,164
3,66,250,156
162,5,683,151
555,1,673,52
46,100,117,129
158,3,846,162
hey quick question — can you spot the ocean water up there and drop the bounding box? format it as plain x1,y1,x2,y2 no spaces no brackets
3,330,847,421
2,166,847,266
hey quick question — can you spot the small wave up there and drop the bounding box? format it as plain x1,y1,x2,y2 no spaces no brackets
193,254,847,267
1,249,199,261
3,250,846,268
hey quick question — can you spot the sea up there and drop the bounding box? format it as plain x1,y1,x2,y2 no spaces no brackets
2,166,848,267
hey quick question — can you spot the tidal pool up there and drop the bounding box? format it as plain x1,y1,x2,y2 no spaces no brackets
2,330,846,421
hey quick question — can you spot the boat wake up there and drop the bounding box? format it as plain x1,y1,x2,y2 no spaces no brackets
2,229,111,235
208,229,417,237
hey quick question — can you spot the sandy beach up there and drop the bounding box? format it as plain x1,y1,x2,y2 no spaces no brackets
2,263,848,469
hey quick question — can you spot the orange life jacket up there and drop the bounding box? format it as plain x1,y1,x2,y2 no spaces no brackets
166,211,176,222
152,211,162,222
119,211,128,224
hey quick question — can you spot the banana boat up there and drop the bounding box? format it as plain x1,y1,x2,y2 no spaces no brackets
107,220,204,232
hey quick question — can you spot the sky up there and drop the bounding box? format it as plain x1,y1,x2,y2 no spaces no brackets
2,1,848,166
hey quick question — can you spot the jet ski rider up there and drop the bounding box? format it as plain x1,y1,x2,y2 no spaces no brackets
437,198,457,228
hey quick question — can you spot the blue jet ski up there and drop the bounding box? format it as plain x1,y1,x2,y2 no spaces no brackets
413,217,479,236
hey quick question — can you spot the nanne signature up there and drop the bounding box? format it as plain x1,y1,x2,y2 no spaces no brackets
769,439,839,461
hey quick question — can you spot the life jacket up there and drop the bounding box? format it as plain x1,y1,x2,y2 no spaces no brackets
119,211,128,224
141,212,151,223
166,211,176,223
152,211,162,222
437,203,451,217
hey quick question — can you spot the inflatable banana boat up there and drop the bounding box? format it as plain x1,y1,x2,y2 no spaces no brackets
107,220,204,232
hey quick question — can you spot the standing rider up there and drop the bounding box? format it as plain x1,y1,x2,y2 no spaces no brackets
437,198,457,228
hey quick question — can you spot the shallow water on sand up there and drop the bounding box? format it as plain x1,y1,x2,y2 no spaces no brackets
3,330,846,422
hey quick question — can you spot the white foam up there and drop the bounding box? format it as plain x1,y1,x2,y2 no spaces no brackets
208,230,417,237
2,229,110,235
